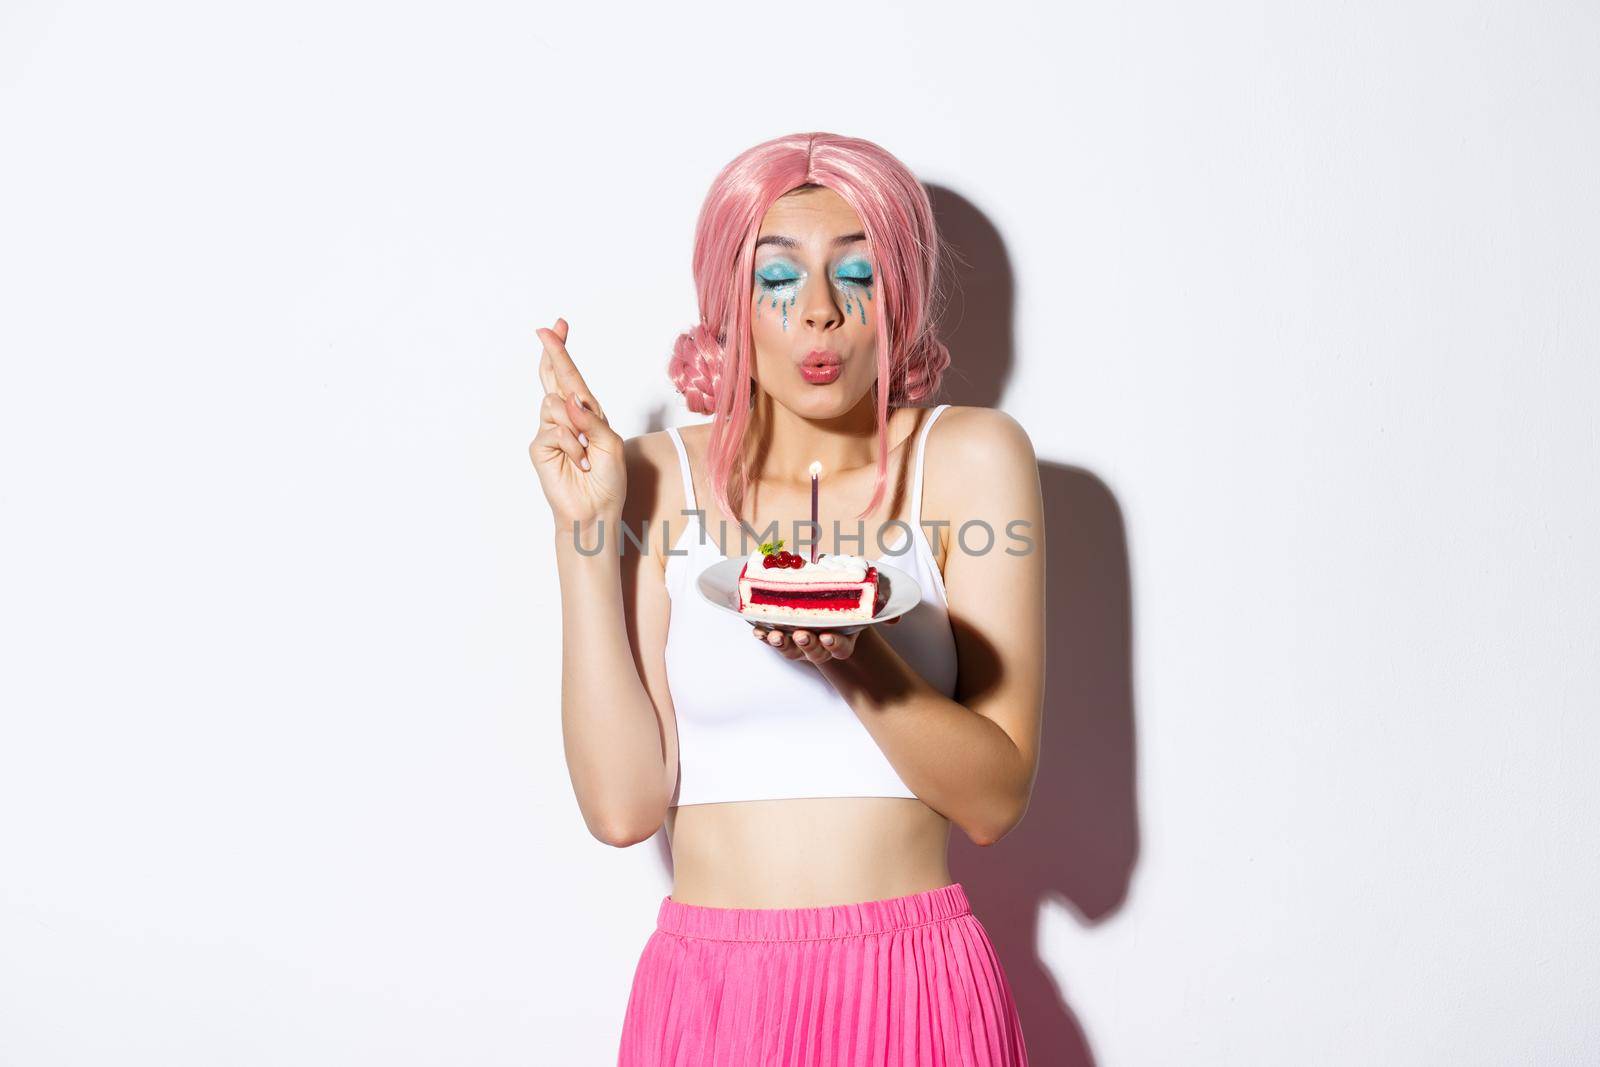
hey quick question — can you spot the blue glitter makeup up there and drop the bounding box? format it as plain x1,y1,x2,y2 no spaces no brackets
836,257,874,284
757,262,803,290
835,257,873,324
756,260,805,331
754,256,874,330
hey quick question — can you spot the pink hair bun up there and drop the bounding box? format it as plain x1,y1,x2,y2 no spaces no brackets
668,323,725,416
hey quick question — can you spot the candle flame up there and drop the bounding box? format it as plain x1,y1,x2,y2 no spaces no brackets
809,460,822,477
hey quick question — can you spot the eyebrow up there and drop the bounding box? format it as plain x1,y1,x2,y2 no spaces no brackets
754,231,868,251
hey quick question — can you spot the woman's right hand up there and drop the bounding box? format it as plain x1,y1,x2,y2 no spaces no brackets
529,318,625,533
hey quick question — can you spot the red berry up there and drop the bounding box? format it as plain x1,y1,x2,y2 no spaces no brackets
762,555,777,569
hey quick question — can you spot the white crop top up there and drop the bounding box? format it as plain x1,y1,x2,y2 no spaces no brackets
661,403,959,806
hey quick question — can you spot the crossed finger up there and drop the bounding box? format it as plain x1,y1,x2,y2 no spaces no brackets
536,318,607,423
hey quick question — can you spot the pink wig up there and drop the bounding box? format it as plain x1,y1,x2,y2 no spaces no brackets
667,131,951,531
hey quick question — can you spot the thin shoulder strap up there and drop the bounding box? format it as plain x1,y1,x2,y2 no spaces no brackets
664,425,699,513
909,403,951,531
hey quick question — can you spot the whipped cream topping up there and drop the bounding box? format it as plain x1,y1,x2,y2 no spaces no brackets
743,551,870,583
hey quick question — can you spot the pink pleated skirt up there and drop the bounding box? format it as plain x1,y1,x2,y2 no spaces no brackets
617,882,1028,1066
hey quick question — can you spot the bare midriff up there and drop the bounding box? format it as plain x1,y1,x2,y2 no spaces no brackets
664,797,953,908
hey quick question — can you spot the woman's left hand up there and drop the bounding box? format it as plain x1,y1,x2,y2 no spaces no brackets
750,616,899,665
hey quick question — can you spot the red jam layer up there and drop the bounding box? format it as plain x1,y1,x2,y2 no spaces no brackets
739,564,879,614
747,588,868,610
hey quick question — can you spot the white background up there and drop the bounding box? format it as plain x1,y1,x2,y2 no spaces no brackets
3,1,1597,1064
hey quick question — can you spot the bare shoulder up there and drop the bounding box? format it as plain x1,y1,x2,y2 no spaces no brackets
621,429,673,507
620,428,687,569
925,404,1038,479
921,404,1040,568
621,427,677,475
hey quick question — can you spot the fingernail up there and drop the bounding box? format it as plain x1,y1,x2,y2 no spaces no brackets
579,457,591,471
821,634,834,645
578,431,589,448
796,633,809,645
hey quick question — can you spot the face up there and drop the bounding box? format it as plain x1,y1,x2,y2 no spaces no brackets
749,186,878,417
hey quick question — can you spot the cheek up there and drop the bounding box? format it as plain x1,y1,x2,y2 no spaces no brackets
835,281,874,327
753,285,801,332
839,286,877,351
751,308,790,362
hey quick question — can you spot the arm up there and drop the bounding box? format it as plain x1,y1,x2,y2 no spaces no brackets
817,408,1047,846
530,318,676,848
555,435,679,847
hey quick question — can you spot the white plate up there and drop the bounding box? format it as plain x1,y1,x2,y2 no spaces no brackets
695,556,923,636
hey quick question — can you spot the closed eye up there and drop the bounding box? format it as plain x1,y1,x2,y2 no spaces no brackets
835,257,874,285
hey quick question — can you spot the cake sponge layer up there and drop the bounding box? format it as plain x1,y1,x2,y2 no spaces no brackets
737,562,883,623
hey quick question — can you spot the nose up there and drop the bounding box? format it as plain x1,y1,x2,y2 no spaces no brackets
798,272,844,332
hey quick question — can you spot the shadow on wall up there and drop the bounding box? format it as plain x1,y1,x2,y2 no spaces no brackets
931,184,1141,1067
644,184,1142,1067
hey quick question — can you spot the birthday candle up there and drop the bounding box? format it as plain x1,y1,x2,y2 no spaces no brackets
809,461,822,562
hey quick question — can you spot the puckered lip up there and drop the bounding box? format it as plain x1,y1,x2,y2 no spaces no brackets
800,349,843,367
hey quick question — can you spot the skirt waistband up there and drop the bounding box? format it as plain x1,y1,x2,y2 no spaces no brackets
656,882,972,942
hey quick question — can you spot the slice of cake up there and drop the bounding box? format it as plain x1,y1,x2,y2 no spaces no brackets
737,539,885,624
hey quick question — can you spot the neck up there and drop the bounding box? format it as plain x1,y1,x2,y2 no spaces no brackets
745,388,889,490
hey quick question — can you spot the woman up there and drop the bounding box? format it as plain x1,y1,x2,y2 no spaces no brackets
530,132,1046,1065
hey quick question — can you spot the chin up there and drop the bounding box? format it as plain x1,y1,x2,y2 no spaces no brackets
792,387,869,419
